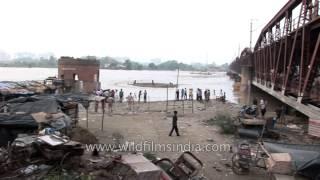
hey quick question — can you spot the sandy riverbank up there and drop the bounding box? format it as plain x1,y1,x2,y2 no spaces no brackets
77,100,274,180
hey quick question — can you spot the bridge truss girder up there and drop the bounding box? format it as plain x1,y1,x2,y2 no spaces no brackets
253,0,320,105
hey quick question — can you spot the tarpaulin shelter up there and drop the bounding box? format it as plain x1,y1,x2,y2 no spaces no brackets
0,94,89,147
264,141,320,179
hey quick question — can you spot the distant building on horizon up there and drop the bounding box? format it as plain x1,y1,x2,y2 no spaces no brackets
58,56,100,93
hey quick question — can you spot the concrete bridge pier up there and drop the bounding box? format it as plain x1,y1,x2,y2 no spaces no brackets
240,65,252,104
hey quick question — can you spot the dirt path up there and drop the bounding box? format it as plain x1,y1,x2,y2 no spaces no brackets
78,100,270,179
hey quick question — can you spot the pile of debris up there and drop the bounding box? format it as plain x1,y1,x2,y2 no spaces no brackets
0,81,56,98
0,93,91,178
0,142,205,179
0,133,84,179
231,141,320,179
0,94,89,146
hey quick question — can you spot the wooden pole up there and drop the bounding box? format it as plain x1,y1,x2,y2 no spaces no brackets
148,96,150,111
86,108,89,129
101,108,105,131
182,99,184,115
192,98,194,113
166,86,168,112
176,68,180,88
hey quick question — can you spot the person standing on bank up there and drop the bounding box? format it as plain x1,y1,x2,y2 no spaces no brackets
119,89,124,103
181,88,184,100
176,89,180,101
169,111,180,136
184,88,187,100
260,99,267,118
143,90,147,103
138,90,142,103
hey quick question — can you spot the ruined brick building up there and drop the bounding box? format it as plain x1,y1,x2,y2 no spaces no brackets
58,56,100,93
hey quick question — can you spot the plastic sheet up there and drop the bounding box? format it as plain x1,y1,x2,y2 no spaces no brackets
263,141,320,179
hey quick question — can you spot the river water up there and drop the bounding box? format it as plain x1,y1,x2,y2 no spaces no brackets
0,67,239,103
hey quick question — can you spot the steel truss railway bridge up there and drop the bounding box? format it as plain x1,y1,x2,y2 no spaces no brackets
229,0,320,137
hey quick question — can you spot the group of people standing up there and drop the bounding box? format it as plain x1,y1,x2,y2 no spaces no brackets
94,89,118,113
94,88,149,113
126,90,148,111
175,88,189,101
175,88,226,102
95,89,148,103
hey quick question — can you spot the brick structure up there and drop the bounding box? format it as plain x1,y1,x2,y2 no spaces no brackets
58,56,100,93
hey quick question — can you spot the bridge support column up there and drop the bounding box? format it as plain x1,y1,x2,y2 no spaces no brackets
240,66,252,104
240,66,252,91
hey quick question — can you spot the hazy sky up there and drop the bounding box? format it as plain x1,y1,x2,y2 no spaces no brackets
0,0,288,64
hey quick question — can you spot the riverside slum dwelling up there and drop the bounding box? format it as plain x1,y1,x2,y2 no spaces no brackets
0,57,206,180
0,93,91,178
0,57,93,178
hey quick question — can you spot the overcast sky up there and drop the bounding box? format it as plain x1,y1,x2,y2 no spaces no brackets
0,0,288,64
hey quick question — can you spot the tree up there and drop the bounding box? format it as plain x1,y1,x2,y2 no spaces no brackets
148,63,157,70
124,59,132,70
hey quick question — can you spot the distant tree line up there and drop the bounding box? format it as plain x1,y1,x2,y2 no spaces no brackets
0,55,228,71
99,56,228,71
0,56,58,68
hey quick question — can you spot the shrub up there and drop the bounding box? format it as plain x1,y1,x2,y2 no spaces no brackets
205,112,235,134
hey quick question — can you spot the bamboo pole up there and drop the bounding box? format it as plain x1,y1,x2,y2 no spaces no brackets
166,86,168,112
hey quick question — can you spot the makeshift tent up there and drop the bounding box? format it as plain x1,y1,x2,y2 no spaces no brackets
264,141,320,179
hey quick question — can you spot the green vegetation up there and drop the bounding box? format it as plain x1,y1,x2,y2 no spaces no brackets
0,56,58,68
205,112,235,134
0,55,228,71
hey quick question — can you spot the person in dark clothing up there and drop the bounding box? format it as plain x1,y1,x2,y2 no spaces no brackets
138,90,142,103
169,111,180,136
143,90,147,103
119,89,124,103
184,88,187,100
176,89,180,101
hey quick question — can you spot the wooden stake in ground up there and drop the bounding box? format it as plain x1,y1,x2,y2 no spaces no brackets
182,100,184,115
166,86,168,112
86,108,89,128
101,103,105,131
148,96,150,111
192,99,194,113
101,109,105,131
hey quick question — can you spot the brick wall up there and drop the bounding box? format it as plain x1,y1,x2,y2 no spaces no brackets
58,56,100,93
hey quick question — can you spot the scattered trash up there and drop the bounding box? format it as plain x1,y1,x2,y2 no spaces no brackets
212,165,223,172
224,163,232,168
154,151,203,180
206,138,214,142
286,124,301,130
20,165,39,175
37,134,68,146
